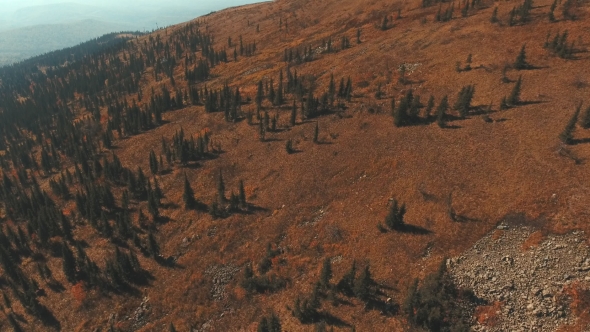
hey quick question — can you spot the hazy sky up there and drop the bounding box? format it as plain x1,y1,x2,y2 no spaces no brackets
0,0,258,13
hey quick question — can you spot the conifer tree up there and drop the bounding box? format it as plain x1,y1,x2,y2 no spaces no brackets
313,122,319,143
183,174,197,209
62,242,77,283
514,44,528,70
425,95,435,118
437,95,449,128
579,105,590,129
354,265,372,302
148,231,160,258
286,139,294,154
320,257,332,289
490,7,498,23
290,101,297,126
385,199,406,230
560,103,582,145
508,76,522,105
239,180,247,207
217,171,226,203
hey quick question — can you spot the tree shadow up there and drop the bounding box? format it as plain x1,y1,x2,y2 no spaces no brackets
305,312,350,327
316,141,333,145
160,202,180,209
441,124,462,130
37,305,61,330
46,280,65,293
517,100,548,106
262,137,284,142
572,137,590,145
395,223,433,235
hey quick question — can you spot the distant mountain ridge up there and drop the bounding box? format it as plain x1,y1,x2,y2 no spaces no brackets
0,19,135,67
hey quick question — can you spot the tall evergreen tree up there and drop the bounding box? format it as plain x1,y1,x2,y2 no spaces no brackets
320,257,332,289
508,76,523,105
183,174,197,209
436,95,449,128
560,103,582,145
217,171,226,203
514,44,528,70
62,242,77,283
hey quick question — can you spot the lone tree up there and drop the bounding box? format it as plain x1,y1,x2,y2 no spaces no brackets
320,258,332,289
385,199,406,230
579,105,590,129
183,174,197,209
514,44,529,70
560,103,582,145
508,76,523,106
62,242,77,284
437,95,449,128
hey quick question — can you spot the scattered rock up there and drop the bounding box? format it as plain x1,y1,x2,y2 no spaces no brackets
449,227,589,331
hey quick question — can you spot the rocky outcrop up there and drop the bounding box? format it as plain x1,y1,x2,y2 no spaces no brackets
448,226,590,331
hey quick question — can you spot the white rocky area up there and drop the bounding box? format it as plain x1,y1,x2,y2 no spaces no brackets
447,226,590,332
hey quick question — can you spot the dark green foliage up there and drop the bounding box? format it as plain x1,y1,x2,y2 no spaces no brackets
490,7,498,23
436,95,449,128
385,199,406,230
183,174,197,210
217,171,225,204
579,106,590,129
337,261,356,295
560,103,582,145
508,76,522,106
147,231,159,258
149,150,158,175
404,260,475,332
286,139,294,154
514,44,529,70
545,30,575,59
239,180,247,207
353,265,372,302
62,242,77,283
425,95,435,118
381,16,389,31
258,313,281,332
292,283,322,323
454,85,475,118
500,96,508,110
290,101,297,126
320,258,332,289
313,122,319,143
562,0,575,20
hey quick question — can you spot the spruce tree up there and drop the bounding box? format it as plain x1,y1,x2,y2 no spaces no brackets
217,171,226,203
313,122,319,143
579,105,590,129
320,257,332,289
425,95,435,118
385,199,406,230
62,242,77,283
290,101,297,126
239,180,247,207
514,44,528,70
354,265,372,302
148,231,160,257
490,7,498,23
560,103,582,145
183,174,197,209
436,95,449,128
508,76,522,105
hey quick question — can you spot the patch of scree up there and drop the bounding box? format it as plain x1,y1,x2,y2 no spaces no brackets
448,226,590,332
204,264,240,301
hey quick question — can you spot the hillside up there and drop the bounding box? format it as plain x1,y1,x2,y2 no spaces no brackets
0,0,589,331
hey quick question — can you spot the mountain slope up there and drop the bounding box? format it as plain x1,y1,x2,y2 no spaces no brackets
0,0,589,331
